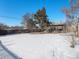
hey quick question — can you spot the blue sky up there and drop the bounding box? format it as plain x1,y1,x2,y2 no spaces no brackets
0,0,69,26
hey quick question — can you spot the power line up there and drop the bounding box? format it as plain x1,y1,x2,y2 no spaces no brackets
0,16,21,19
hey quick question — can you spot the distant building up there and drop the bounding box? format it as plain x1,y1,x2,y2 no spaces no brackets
49,24,66,32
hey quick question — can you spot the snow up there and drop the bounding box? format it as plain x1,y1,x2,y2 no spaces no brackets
0,33,79,59
0,41,20,59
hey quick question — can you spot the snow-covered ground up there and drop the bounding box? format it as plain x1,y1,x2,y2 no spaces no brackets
0,33,79,59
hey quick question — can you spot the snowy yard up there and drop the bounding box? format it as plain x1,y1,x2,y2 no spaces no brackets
0,33,79,59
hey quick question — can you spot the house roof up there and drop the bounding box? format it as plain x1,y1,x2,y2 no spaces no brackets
50,24,65,26
0,41,21,59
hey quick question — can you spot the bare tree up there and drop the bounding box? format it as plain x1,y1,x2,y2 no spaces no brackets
62,0,79,35
0,23,9,30
23,13,35,30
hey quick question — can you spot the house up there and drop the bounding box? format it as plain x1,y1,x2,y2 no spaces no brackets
48,24,66,32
